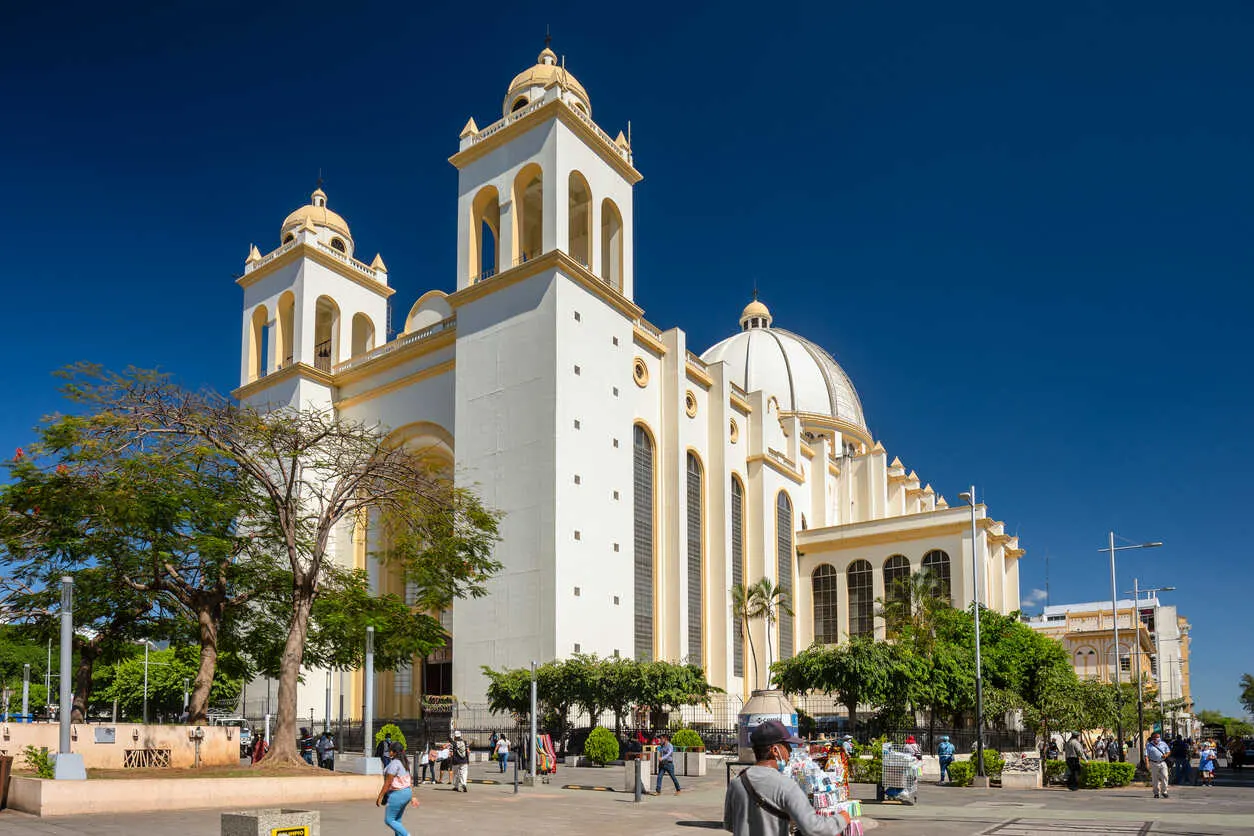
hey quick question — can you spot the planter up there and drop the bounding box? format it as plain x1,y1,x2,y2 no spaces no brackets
622,758,650,793
682,751,707,777
222,808,320,836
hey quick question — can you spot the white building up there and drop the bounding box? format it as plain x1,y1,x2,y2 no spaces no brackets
232,43,1025,720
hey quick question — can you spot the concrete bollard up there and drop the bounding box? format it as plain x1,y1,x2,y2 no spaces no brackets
221,808,320,836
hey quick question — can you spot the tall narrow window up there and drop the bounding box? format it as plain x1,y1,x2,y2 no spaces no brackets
812,565,839,644
921,550,952,603
568,171,592,267
247,305,268,381
882,555,911,637
469,186,500,282
686,453,703,666
633,425,655,661
276,291,295,368
847,559,874,638
601,198,623,290
513,164,543,264
776,492,794,660
731,476,745,678
313,295,340,372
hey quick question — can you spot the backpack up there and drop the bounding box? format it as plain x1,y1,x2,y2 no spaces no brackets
452,740,468,764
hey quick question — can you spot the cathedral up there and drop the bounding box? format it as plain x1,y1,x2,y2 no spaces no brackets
233,44,1024,720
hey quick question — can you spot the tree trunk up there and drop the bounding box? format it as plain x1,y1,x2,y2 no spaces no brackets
71,641,100,723
189,604,221,724
745,623,759,691
846,700,858,738
265,581,315,764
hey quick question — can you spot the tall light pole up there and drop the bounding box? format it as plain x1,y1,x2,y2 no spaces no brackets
529,660,538,782
142,639,150,724
958,487,985,781
1102,532,1162,760
54,576,85,779
22,662,31,720
364,626,375,758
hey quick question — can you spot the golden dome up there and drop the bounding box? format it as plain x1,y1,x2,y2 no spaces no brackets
281,188,352,242
504,47,589,116
740,298,772,328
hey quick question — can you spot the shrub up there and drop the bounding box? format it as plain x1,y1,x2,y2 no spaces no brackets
1044,759,1067,785
1106,762,1135,787
1078,761,1108,789
947,761,975,787
22,745,55,779
671,728,704,750
584,726,619,766
375,723,407,752
981,749,1005,780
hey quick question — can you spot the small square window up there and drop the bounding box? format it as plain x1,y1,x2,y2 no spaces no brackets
574,311,582,322
573,419,581,430
574,587,581,596
613,649,620,658
574,643,581,653
574,474,581,484
613,595,620,606
613,490,620,500
574,530,581,540
612,438,619,448
574,365,581,375
612,386,619,397
613,543,620,552
612,336,619,346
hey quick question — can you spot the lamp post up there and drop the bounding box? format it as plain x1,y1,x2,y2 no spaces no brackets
958,487,985,782
364,626,375,760
529,660,538,782
142,639,150,724
1102,532,1162,761
22,663,31,720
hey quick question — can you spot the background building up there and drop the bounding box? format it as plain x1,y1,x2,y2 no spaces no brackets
231,43,1026,721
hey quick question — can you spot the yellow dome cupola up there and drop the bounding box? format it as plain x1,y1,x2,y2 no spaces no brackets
281,187,354,252
503,40,590,118
739,295,773,330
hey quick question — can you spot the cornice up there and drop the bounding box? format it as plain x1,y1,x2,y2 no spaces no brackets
231,361,333,400
797,520,969,555
448,249,644,321
730,393,752,415
685,362,713,390
334,329,457,384
236,242,396,298
335,359,456,410
746,453,804,485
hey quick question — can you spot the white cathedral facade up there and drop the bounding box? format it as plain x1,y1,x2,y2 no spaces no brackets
233,45,1024,720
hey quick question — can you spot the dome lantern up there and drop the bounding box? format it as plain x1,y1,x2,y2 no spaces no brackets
280,187,353,250
739,295,773,330
503,41,591,118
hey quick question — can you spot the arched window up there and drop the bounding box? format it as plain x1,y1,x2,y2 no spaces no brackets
276,291,295,368
776,492,794,660
883,555,910,605
513,164,543,264
247,304,268,382
686,452,703,666
567,171,592,268
313,295,340,372
469,186,500,282
511,96,529,113
330,237,347,253
812,565,839,645
847,559,874,638
351,313,375,357
921,550,952,603
633,425,655,661
282,233,295,244
730,475,745,677
600,198,623,290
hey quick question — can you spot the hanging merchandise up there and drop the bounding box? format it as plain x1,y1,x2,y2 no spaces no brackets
784,743,861,826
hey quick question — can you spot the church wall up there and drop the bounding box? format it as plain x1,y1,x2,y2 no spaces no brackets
239,260,303,384
450,269,560,704
299,260,388,368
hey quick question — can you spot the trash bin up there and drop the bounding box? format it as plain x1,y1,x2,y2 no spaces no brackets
0,754,12,811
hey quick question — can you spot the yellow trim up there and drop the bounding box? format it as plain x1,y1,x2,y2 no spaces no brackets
729,418,739,444
449,98,643,186
633,326,666,356
335,359,456,410
800,442,815,459
335,328,457,384
231,361,332,400
797,519,970,554
746,453,804,485
781,411,872,449
685,362,713,390
633,356,650,388
448,249,644,321
730,393,752,415
774,489,796,661
827,461,841,478
684,389,698,418
237,241,396,298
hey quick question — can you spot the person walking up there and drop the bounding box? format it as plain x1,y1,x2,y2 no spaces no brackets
937,736,956,785
653,733,681,795
250,734,268,764
435,742,451,784
1064,733,1085,791
1170,736,1192,786
723,720,851,835
416,745,432,784
449,730,470,792
316,732,336,770
841,735,854,757
494,734,510,774
1146,731,1171,798
376,740,419,835
1198,740,1217,787
377,732,393,768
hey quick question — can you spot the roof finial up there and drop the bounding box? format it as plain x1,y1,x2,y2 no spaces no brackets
316,167,324,190
752,279,759,301
545,24,551,49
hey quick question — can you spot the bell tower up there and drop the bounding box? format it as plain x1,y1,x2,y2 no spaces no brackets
450,42,642,299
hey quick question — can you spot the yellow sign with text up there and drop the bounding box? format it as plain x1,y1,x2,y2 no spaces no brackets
271,828,309,836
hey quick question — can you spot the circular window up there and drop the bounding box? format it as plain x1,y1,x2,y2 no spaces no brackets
632,357,649,388
729,418,739,443
685,390,698,418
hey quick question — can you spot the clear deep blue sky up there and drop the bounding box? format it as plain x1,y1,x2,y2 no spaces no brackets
2,1,1251,716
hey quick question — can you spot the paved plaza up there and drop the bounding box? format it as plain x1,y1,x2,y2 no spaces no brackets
3,760,1253,835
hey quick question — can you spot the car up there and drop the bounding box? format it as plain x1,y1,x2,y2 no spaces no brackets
1232,738,1254,770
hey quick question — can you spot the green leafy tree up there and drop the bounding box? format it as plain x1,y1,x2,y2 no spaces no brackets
876,570,948,648
772,638,892,730
375,723,406,751
584,726,619,765
97,646,243,720
482,665,534,719
1241,674,1254,716
634,660,720,728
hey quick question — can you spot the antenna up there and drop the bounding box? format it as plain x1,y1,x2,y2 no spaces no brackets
545,24,551,49
1045,551,1050,607
627,120,633,147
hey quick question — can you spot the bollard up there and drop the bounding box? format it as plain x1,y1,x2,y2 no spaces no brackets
634,758,642,803
513,746,519,794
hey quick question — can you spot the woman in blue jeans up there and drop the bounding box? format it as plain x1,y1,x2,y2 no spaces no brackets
376,741,419,835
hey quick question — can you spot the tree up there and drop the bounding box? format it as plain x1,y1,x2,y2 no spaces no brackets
584,726,619,765
1241,674,1254,716
96,646,243,721
772,638,892,730
38,366,501,762
876,570,948,649
482,665,534,720
730,582,759,687
745,577,792,674
633,661,720,728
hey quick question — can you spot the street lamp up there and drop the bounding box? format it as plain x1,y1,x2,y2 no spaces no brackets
958,487,985,782
1101,532,1162,760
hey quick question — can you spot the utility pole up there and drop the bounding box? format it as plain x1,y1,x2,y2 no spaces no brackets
54,576,85,779
529,660,538,782
364,627,375,758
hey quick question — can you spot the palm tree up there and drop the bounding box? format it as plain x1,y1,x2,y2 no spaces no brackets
747,577,793,679
876,570,948,650
730,583,759,687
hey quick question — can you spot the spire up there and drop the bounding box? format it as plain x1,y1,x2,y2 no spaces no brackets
460,117,479,139
246,244,261,264
371,253,388,272
545,24,552,50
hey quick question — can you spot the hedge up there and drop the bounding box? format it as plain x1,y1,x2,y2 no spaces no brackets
1044,759,1068,784
981,750,1005,780
671,728,705,750
375,723,406,751
1078,761,1135,788
584,727,620,765
947,761,975,787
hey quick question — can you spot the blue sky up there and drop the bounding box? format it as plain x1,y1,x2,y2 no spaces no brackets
2,1,1251,716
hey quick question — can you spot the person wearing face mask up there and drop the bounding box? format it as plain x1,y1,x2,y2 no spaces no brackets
723,720,851,836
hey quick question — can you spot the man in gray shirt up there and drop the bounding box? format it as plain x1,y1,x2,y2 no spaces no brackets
724,720,851,836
